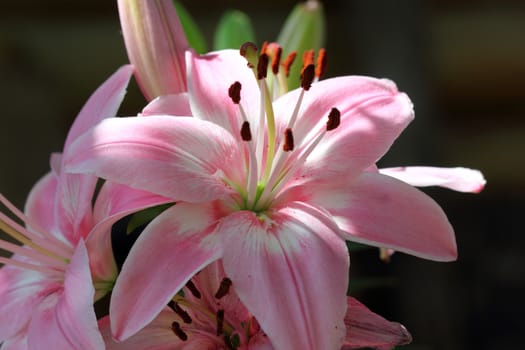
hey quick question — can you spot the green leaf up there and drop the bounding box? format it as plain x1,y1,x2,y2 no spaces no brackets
213,10,256,50
126,203,174,234
173,1,208,53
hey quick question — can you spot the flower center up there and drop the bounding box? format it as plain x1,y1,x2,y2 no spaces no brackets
227,42,340,213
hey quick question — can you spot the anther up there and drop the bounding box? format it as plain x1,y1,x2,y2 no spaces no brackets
300,64,315,91
171,321,188,341
282,51,297,77
185,280,201,299
257,53,269,80
315,48,327,79
170,301,193,324
216,309,225,336
240,42,258,68
271,46,282,75
283,128,295,152
326,108,341,131
260,41,269,55
214,277,233,299
228,81,242,104
302,49,315,67
241,121,252,141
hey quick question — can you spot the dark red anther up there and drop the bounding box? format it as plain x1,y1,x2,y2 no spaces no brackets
283,128,294,152
282,51,297,77
228,81,242,104
185,280,201,299
315,48,327,79
300,64,315,91
326,108,341,131
216,309,225,336
241,121,252,141
257,53,269,80
240,42,258,68
271,46,283,75
214,277,233,299
171,321,188,341
172,302,193,324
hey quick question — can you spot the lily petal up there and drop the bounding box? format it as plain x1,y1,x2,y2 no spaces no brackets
63,65,133,150
275,76,414,182
27,241,104,350
307,172,457,261
110,202,223,341
342,297,412,350
141,93,192,116
24,172,58,234
379,166,486,193
186,49,261,136
220,202,349,350
64,115,242,203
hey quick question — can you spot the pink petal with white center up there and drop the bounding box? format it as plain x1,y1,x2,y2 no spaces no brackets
0,266,56,341
186,49,261,137
110,202,224,341
342,297,412,350
141,93,192,116
275,76,414,182
63,65,133,150
64,115,242,203
306,172,457,261
27,241,104,350
24,172,58,234
220,202,349,350
380,166,486,193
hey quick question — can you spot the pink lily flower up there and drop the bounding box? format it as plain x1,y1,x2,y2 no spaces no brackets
99,262,411,350
117,0,188,100
64,48,457,348
0,65,169,348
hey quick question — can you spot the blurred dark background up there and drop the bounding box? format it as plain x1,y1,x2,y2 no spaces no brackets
1,1,523,349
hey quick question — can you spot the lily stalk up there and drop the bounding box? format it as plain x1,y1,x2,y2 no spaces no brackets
117,0,188,100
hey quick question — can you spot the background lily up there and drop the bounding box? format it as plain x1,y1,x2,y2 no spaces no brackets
0,65,169,348
99,262,411,350
64,44,459,349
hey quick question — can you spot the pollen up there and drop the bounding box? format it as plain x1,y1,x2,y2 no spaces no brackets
171,321,188,341
326,107,341,131
228,81,242,104
214,277,233,299
241,121,252,141
257,53,269,80
315,48,327,79
283,128,295,152
300,64,315,91
282,51,297,77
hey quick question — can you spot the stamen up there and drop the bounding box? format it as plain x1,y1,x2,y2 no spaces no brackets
228,81,242,104
302,49,315,67
185,280,201,299
170,301,193,324
214,277,232,299
240,42,258,68
260,41,269,55
282,51,297,77
326,107,341,131
315,48,327,79
271,46,283,75
216,309,225,336
283,128,294,152
240,121,252,142
257,53,269,80
300,64,315,91
171,321,188,341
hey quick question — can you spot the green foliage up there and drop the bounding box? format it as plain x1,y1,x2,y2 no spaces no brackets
173,1,208,53
214,10,256,50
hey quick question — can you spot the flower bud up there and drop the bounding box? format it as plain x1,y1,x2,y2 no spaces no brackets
276,0,326,90
213,10,256,50
117,0,189,100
